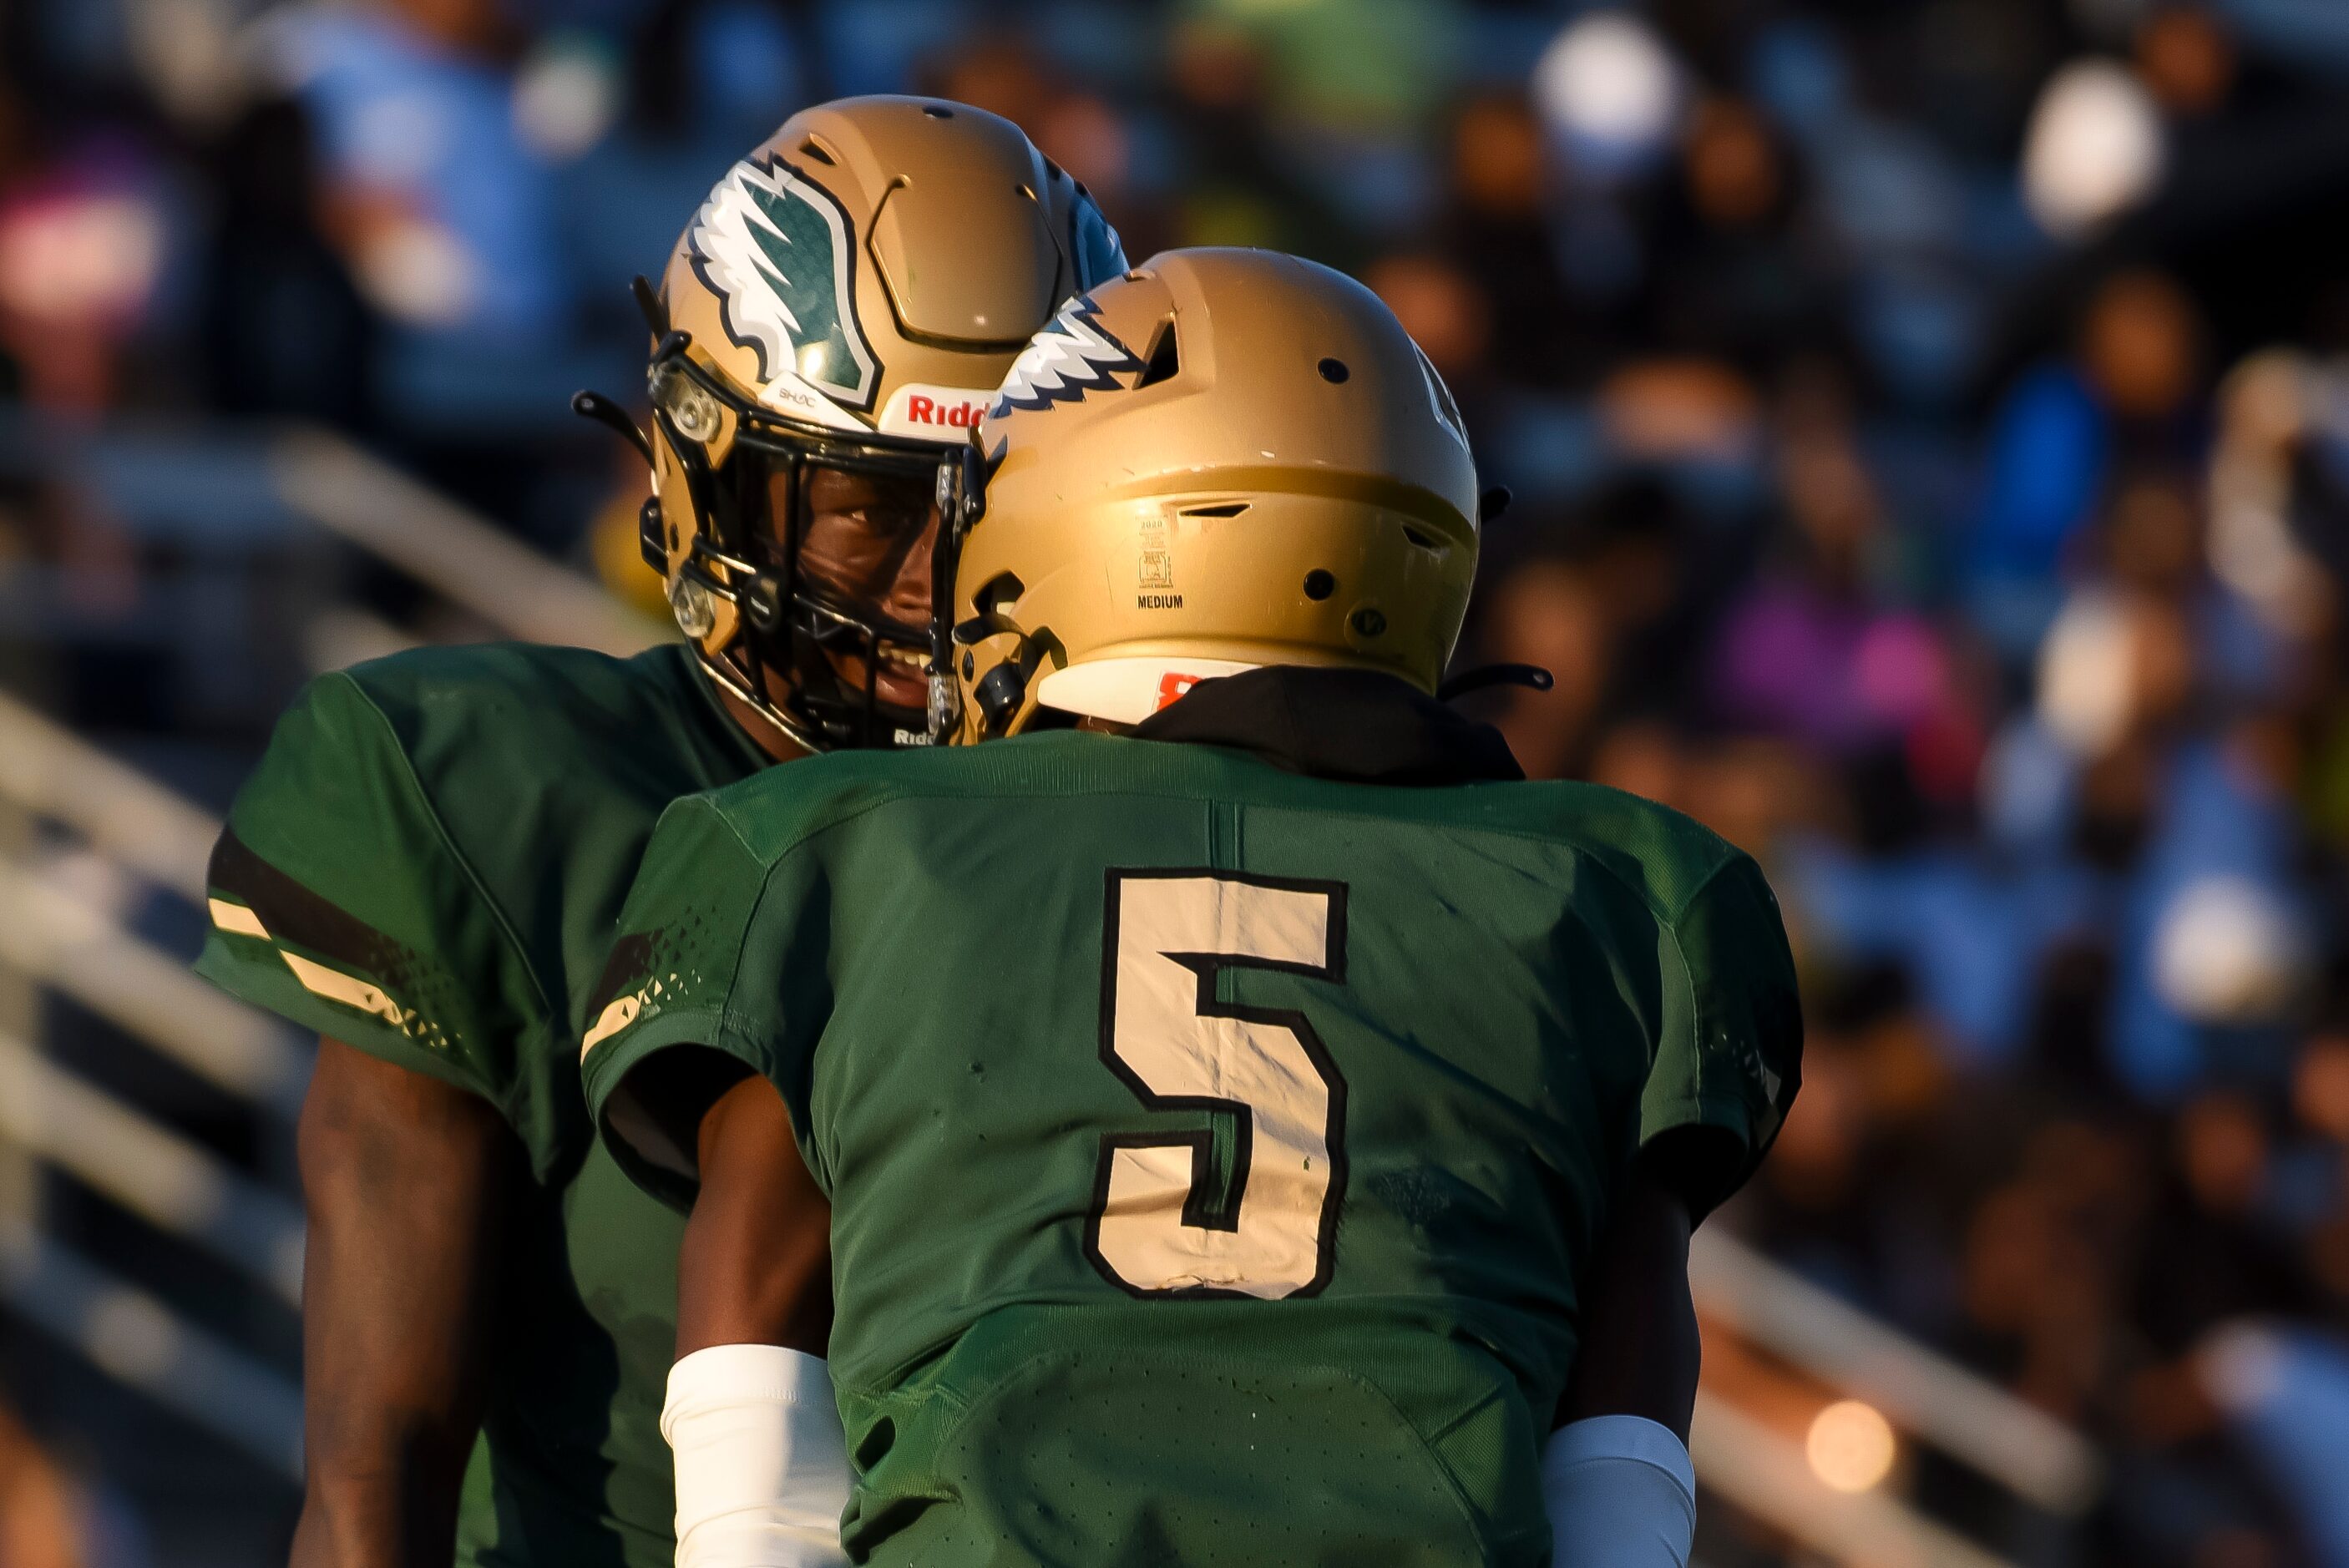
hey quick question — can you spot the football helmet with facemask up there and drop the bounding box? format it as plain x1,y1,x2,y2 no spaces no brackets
585,97,1125,752
945,247,1483,741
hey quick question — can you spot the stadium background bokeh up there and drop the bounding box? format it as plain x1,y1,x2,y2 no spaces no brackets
4,0,2349,1563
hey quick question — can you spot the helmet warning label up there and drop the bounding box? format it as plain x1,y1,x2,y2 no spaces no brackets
878,382,990,438
1138,514,1176,601
1137,513,1174,586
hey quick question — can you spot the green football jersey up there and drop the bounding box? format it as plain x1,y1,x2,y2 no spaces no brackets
195,641,772,1568
582,673,1801,1568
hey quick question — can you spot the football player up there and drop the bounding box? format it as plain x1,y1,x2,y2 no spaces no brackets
581,248,1803,1568
195,99,1123,1568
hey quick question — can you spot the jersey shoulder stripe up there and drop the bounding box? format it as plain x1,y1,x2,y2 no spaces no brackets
206,827,434,1038
196,642,766,1173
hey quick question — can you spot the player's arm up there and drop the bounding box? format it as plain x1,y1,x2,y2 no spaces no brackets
677,1068,833,1357
1557,1139,1722,1441
610,1055,848,1568
1542,853,1803,1568
581,799,851,1568
1537,1146,1710,1568
290,1037,523,1568
191,674,550,1568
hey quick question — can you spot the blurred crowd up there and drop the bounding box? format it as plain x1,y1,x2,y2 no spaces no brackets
6,0,2349,1563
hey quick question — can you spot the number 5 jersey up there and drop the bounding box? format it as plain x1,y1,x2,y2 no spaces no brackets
581,665,1802,1568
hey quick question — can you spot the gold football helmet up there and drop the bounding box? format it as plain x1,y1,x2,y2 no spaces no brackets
581,96,1125,751
946,248,1482,741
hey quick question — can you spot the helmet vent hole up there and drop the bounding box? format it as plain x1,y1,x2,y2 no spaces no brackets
798,137,837,165
924,105,954,119
1403,527,1437,551
1303,570,1337,601
1317,357,1349,383
1181,502,1247,518
1137,321,1182,388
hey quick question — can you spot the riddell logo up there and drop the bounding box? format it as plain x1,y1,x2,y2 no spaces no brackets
1155,672,1204,710
878,383,989,438
903,394,982,427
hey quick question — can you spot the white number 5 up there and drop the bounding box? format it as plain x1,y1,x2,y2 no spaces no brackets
1085,870,1348,1299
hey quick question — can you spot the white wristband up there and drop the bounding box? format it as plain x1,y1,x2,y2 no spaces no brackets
1542,1414,1697,1568
662,1343,853,1568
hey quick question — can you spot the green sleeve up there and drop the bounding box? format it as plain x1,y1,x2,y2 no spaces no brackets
193,671,550,1132
1642,852,1804,1217
580,796,827,1211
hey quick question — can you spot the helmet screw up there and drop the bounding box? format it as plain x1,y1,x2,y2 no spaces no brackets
928,670,960,740
653,362,723,443
1350,607,1387,637
1303,569,1336,601
742,577,783,632
670,578,717,638
637,497,666,571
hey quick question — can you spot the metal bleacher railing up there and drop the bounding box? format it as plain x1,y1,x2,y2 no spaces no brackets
0,419,2100,1562
0,689,309,1480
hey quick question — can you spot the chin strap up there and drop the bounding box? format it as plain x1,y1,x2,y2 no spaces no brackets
571,387,653,465
951,611,1050,738
1437,663,1554,703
